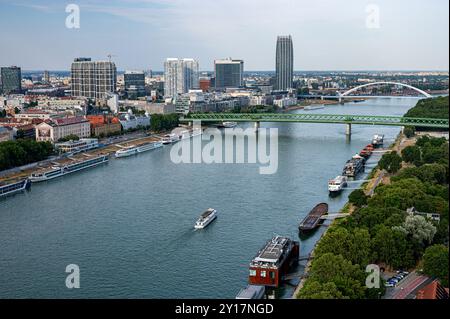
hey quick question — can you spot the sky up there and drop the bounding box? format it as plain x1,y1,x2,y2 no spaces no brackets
0,0,448,71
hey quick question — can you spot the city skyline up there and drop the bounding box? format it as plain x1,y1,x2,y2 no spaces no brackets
0,0,448,71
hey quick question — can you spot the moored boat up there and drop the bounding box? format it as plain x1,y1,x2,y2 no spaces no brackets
162,133,179,145
137,141,163,153
30,155,109,183
115,145,139,158
342,154,365,178
298,203,329,234
304,104,325,111
0,179,31,198
248,236,300,288
194,208,217,229
328,175,348,193
372,134,385,147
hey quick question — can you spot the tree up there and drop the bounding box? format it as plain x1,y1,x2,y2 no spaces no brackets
393,215,437,245
422,245,449,287
404,126,416,138
297,280,345,299
401,145,421,165
306,253,367,299
349,189,368,207
378,151,402,174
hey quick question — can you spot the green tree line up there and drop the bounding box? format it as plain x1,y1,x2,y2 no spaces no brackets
0,140,54,171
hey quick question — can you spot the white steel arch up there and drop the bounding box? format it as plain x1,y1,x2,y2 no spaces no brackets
340,82,432,98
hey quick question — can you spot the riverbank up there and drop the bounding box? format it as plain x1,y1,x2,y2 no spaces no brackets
292,130,411,298
0,132,167,185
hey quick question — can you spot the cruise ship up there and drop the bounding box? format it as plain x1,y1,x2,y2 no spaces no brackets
0,179,31,198
194,208,217,229
138,141,163,153
115,141,163,158
304,104,325,111
190,127,203,137
162,133,179,145
29,155,109,182
178,130,191,140
328,176,348,193
115,145,139,158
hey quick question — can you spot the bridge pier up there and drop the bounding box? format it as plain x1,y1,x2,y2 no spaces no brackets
346,123,352,137
254,121,260,132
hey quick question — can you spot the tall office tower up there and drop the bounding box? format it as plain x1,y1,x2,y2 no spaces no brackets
275,35,294,91
164,58,199,98
43,70,50,83
214,58,244,90
71,58,117,100
0,66,22,94
124,71,146,99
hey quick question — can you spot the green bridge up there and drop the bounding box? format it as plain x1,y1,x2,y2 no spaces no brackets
180,113,449,135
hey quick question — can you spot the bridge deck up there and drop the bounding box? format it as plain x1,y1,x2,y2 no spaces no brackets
181,113,449,129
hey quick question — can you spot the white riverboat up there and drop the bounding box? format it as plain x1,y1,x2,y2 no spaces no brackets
328,175,348,193
115,145,139,158
304,104,325,111
29,155,109,183
372,134,385,147
190,127,203,137
194,208,217,229
162,134,180,145
0,179,31,198
222,122,238,128
137,141,163,153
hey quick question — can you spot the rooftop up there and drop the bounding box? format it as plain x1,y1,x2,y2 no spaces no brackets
253,236,290,263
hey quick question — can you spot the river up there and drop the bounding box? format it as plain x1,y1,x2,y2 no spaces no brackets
0,97,419,298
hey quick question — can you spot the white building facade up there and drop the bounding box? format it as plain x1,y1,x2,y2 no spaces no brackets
164,58,199,98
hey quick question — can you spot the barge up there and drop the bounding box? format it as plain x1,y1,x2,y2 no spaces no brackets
0,179,31,198
359,144,374,159
248,236,300,288
298,203,329,234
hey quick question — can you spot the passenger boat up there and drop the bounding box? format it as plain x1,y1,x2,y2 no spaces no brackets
248,236,300,288
0,179,31,198
236,285,265,299
222,122,238,128
328,175,348,193
162,133,180,145
342,154,365,178
137,141,163,153
298,203,329,234
372,134,385,147
29,155,109,183
190,127,203,137
115,145,138,158
178,130,191,140
304,104,325,111
194,208,217,229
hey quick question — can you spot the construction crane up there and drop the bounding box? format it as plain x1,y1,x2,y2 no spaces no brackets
107,54,117,62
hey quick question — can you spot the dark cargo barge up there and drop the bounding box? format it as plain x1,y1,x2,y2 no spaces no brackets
298,203,329,234
248,236,300,288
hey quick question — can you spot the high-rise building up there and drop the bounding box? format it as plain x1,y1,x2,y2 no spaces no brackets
71,58,117,100
1,66,22,94
124,71,146,99
214,58,244,90
43,70,50,84
164,58,199,98
275,35,294,91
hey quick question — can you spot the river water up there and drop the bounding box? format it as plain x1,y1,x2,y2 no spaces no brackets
0,98,418,298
